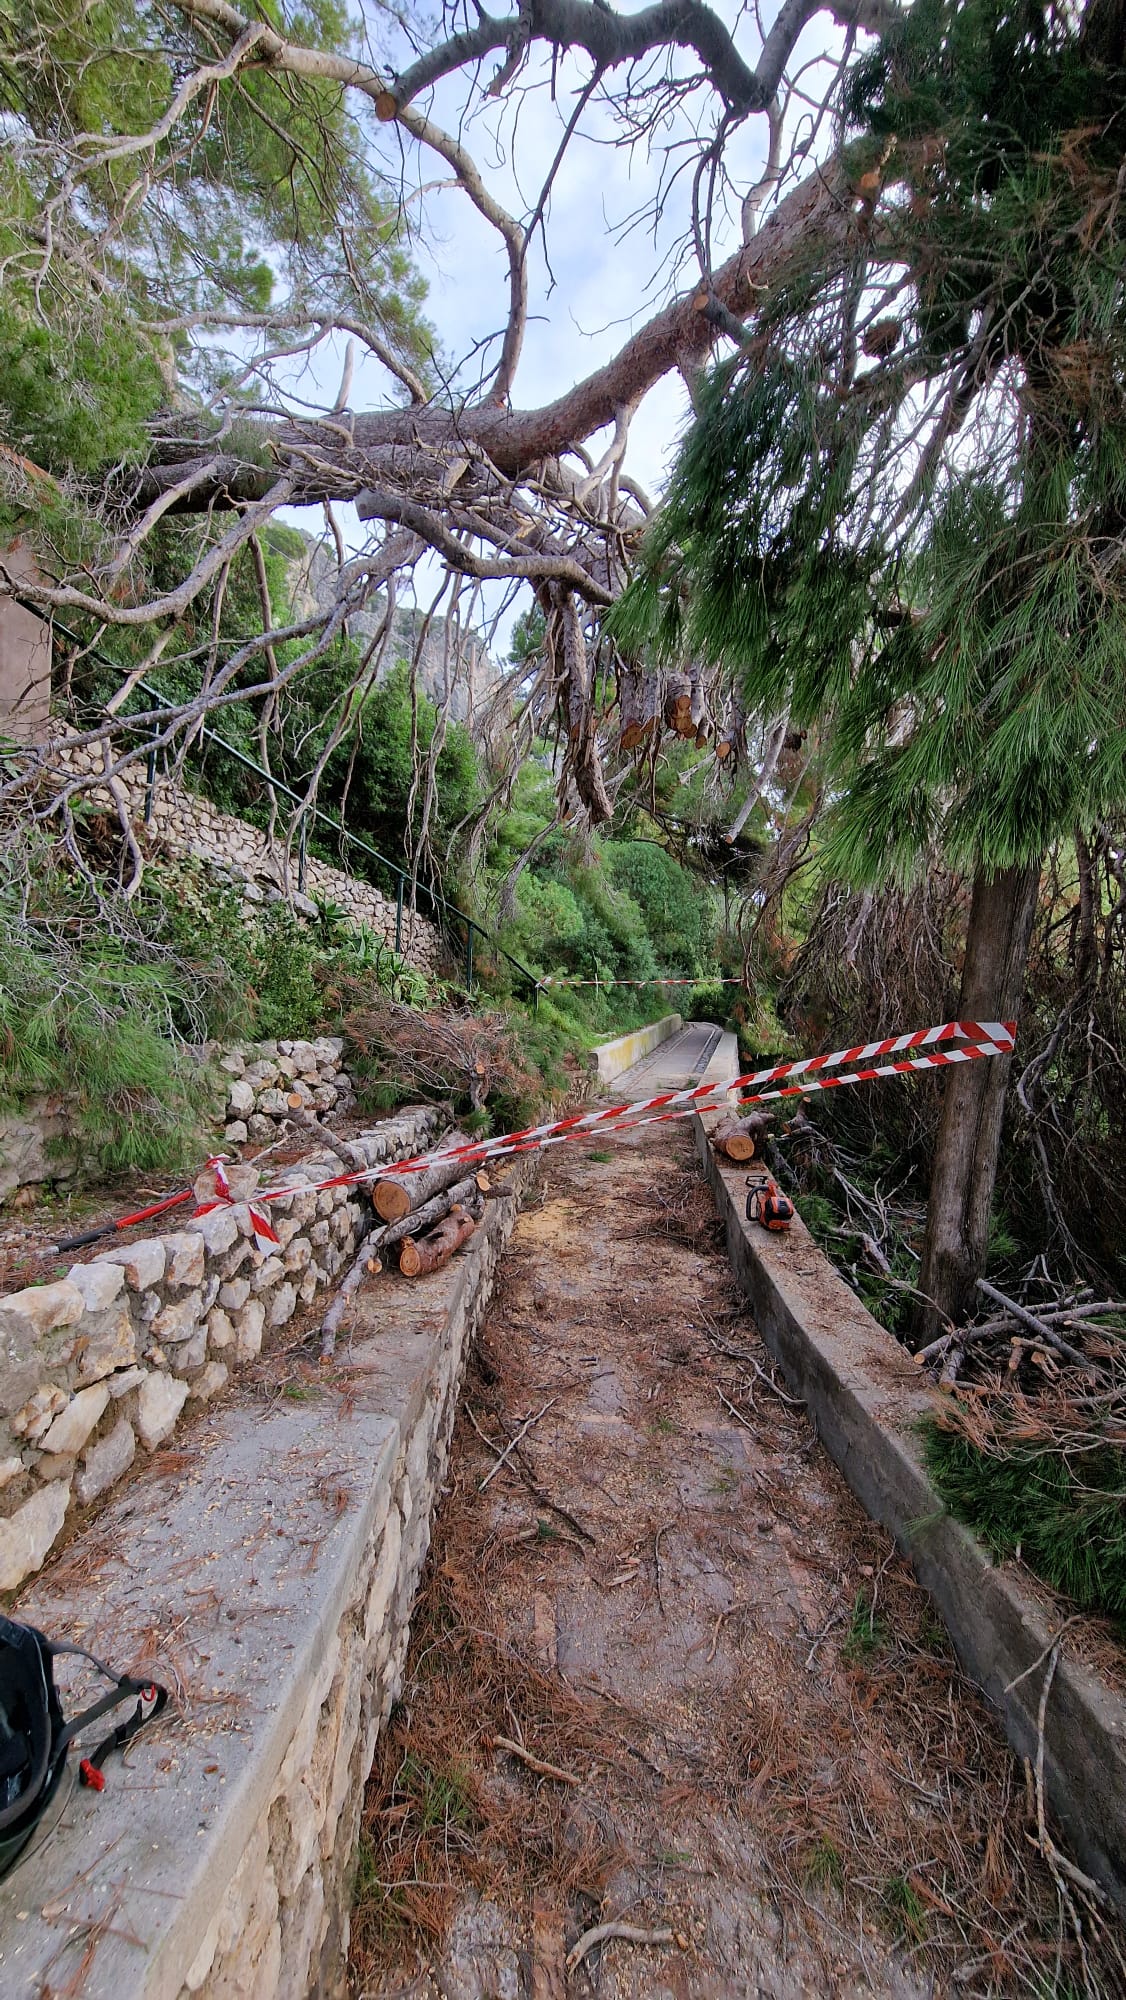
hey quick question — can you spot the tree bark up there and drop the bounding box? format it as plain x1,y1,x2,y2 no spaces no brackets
398,1204,478,1276
914,861,1041,1345
372,1134,473,1221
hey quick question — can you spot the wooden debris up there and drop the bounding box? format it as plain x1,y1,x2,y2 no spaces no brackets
479,1398,557,1490
377,1173,482,1252
398,1203,477,1277
489,1734,580,1786
566,1922,678,1974
372,1132,473,1222
318,1238,381,1360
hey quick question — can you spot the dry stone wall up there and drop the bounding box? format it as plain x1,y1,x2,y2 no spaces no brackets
218,1036,356,1146
0,1107,445,1593
45,734,445,973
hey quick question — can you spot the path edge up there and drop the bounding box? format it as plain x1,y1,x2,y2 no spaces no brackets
592,1013,682,1086
693,1029,1126,1919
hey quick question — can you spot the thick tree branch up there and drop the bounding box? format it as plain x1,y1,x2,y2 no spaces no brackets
385,0,902,117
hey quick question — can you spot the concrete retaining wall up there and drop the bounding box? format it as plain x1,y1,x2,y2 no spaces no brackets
0,1159,534,1999
592,1012,682,1087
692,1031,1126,1918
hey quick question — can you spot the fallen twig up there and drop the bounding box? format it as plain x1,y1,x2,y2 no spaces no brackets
566,1922,678,1973
489,1734,580,1786
479,1399,557,1490
975,1279,1090,1369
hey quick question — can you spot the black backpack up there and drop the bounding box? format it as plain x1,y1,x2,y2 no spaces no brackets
0,1613,168,1880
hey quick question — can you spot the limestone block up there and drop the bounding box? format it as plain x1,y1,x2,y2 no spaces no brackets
315,1037,345,1061
312,1084,337,1112
66,1262,124,1312
227,1079,255,1117
218,1277,251,1312
76,1417,135,1505
0,1481,69,1588
298,1273,317,1306
152,1290,204,1345
218,1053,246,1078
268,1283,297,1330
140,1289,162,1323
245,1061,279,1088
290,1193,318,1226
96,1237,166,1290
12,1385,67,1442
224,1121,249,1146
187,1206,240,1256
309,1219,330,1247
207,1308,235,1352
292,1041,318,1074
136,1370,189,1450
40,1382,110,1455
253,1257,284,1292
247,1114,273,1143
236,1299,266,1362
273,1217,301,1249
220,1240,252,1280
172,1327,207,1374
190,1361,229,1402
73,1309,136,1384
165,1232,206,1289
0,1280,85,1350
0,1455,23,1490
282,1238,311,1275
316,1191,334,1218
107,1366,146,1398
256,1088,290,1118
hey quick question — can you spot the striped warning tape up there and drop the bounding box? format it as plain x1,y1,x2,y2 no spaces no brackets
540,975,745,989
187,1019,1016,1231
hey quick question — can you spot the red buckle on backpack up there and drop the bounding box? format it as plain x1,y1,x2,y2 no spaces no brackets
79,1758,105,1792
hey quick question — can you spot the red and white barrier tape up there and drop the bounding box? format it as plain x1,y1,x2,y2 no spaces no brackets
540,975,745,989
187,1019,1016,1231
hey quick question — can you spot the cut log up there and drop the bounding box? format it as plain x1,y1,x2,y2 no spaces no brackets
713,1110,772,1161
713,1117,757,1161
372,1132,473,1222
398,1204,477,1277
375,1174,481,1250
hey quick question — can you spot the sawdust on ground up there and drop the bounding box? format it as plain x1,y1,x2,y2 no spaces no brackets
349,1122,1124,1999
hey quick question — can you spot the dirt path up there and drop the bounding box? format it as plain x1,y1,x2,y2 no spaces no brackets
350,1039,1108,1999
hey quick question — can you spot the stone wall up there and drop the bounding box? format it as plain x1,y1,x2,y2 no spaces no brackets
47,733,445,974
0,1157,534,2000
0,1107,445,1593
218,1036,356,1146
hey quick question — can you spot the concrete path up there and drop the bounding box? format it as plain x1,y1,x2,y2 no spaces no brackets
613,1021,723,1099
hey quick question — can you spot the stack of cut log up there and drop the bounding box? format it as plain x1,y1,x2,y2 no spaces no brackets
318,1134,491,1358
369,1132,489,1275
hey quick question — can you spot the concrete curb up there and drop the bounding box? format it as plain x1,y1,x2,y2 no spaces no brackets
591,1013,682,1087
693,1031,1126,1918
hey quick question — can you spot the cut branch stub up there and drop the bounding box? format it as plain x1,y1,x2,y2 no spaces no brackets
372,1133,474,1222
619,666,659,752
663,672,696,739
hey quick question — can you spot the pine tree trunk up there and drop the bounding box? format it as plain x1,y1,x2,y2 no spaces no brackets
914,861,1040,1345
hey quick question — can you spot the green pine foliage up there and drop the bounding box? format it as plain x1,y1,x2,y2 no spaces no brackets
923,1421,1126,1627
612,0,1126,890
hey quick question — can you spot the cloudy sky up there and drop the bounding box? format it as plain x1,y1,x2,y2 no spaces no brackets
283,4,846,651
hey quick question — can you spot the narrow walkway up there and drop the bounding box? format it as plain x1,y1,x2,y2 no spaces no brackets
351,1048,1070,1999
